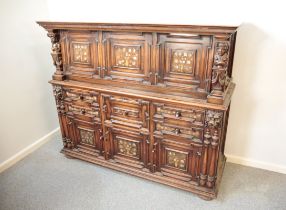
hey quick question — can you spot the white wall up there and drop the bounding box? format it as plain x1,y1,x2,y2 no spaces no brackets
1,0,286,173
45,0,286,173
0,0,59,166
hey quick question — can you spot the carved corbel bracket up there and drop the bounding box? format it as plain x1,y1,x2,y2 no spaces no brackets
207,40,232,104
53,85,65,114
47,30,65,81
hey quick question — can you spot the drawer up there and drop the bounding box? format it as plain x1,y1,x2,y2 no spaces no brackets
155,122,203,143
154,103,205,127
64,88,99,107
103,95,149,131
66,102,100,123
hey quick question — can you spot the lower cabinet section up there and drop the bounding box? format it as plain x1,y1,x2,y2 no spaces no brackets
53,84,227,200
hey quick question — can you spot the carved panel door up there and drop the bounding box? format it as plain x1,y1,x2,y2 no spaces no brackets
156,34,212,93
60,31,100,79
102,32,152,84
108,128,149,170
71,118,103,156
154,137,203,184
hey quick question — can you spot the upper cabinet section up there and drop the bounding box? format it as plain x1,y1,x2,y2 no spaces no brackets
38,22,237,104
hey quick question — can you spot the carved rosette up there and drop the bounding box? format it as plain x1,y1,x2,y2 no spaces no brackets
200,110,223,188
211,42,231,93
47,30,64,80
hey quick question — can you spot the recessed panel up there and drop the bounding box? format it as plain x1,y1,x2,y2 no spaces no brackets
171,50,195,74
166,149,187,170
114,45,141,69
117,137,139,157
79,128,94,145
72,43,91,64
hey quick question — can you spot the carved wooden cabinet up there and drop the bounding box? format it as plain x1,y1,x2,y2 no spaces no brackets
38,22,237,200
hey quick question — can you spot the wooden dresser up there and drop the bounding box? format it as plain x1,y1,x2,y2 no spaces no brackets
38,22,237,200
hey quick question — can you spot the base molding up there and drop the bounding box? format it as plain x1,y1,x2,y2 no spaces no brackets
62,148,220,200
226,154,286,174
0,127,60,173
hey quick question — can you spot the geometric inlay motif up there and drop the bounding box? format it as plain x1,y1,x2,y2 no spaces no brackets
114,46,140,68
118,139,138,157
73,43,90,64
166,150,187,170
171,50,194,73
79,129,94,145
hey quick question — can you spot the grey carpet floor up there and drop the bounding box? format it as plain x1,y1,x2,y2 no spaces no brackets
1,134,286,210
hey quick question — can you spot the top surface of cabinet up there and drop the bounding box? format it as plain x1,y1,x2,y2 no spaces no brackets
38,22,237,107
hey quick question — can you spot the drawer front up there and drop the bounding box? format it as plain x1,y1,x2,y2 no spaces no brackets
64,88,100,123
154,137,203,183
65,88,99,106
154,103,205,127
153,103,205,143
102,94,149,132
155,122,203,143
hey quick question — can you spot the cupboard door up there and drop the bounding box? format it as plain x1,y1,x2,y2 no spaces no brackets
67,117,104,156
157,34,212,92
107,128,150,170
61,31,100,78
154,137,202,184
102,32,152,84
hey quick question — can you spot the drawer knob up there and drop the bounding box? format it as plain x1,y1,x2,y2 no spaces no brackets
79,94,84,100
123,110,129,116
174,128,181,135
175,111,181,118
80,109,86,114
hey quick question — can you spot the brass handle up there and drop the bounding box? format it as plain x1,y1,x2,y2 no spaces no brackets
175,111,181,118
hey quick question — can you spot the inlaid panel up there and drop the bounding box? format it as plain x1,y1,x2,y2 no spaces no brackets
79,129,94,145
109,129,149,169
166,150,187,170
118,137,138,157
114,46,140,69
72,43,90,64
171,50,195,74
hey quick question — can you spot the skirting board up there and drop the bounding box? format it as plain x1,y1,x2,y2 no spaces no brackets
226,154,286,175
0,127,60,173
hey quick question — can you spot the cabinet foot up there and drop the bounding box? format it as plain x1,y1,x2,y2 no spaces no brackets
198,194,214,201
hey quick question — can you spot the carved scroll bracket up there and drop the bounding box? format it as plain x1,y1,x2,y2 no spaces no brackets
200,110,223,188
47,30,64,81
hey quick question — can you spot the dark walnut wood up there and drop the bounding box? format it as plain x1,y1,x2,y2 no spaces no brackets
38,22,237,200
